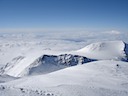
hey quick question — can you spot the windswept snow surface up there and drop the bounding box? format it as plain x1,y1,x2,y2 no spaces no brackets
76,41,128,60
0,60,128,96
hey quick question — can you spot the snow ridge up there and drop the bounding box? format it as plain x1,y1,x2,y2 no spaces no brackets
0,54,94,77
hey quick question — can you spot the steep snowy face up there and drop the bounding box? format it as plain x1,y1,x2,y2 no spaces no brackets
0,54,93,77
76,41,128,60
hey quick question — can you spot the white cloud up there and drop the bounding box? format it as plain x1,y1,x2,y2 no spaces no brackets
0,28,88,33
104,30,121,35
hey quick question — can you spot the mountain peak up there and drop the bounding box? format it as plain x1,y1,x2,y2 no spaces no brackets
76,41,128,61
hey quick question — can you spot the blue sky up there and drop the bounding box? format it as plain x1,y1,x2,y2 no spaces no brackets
0,0,128,32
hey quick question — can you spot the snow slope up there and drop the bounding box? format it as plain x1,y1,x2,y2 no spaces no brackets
0,60,128,96
0,54,93,77
76,41,128,60
0,75,17,83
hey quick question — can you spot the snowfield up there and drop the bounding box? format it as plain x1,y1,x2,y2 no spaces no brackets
0,60,128,96
0,32,128,96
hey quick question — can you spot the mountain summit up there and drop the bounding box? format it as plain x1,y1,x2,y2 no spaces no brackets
76,41,128,61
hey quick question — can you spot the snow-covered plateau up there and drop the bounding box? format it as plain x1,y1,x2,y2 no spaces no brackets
0,32,128,96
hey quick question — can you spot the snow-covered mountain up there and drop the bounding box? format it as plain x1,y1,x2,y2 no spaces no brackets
0,40,128,96
0,40,128,78
76,41,128,61
0,60,128,96
0,54,93,77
